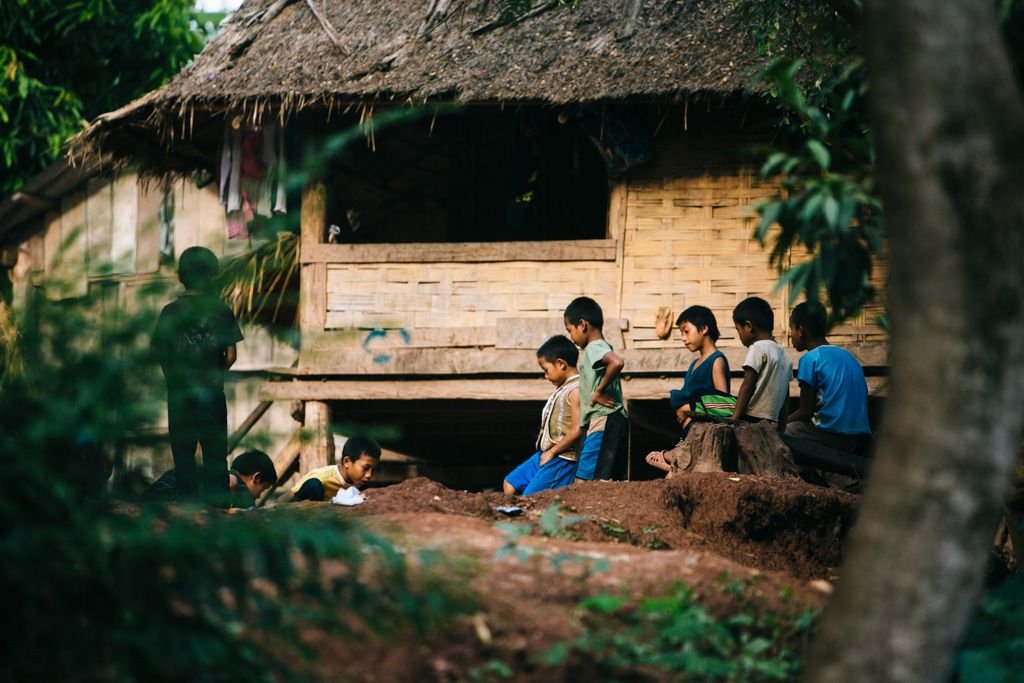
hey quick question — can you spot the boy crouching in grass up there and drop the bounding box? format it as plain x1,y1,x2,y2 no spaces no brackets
503,335,583,496
289,435,381,502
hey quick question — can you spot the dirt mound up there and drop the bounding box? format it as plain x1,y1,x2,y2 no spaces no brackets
666,473,858,579
310,512,831,683
357,477,498,518
348,474,857,580
284,475,856,681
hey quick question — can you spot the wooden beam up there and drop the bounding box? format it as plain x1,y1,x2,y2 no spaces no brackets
227,400,273,452
493,317,627,350
292,343,891,377
300,239,618,264
260,375,888,402
11,191,56,211
270,432,302,475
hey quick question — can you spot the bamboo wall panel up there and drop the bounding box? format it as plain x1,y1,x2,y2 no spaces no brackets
43,211,61,283
620,131,888,352
58,192,88,298
110,174,138,274
323,260,619,333
135,183,162,274
197,181,229,257
86,178,113,276
172,180,201,261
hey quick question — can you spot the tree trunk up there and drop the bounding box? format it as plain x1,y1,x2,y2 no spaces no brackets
676,422,735,473
735,422,799,478
802,2,1024,680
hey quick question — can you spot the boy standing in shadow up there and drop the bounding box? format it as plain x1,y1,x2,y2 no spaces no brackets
153,246,244,505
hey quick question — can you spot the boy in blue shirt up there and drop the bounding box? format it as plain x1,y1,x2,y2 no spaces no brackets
564,296,629,481
786,301,872,454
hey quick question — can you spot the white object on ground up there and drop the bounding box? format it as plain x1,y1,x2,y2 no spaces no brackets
331,486,365,506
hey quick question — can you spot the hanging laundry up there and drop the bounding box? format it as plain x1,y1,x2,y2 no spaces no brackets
218,119,289,239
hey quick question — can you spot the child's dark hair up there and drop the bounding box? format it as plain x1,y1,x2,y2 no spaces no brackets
790,301,828,337
564,296,604,329
732,296,775,333
537,335,579,366
676,305,720,342
231,449,278,487
178,246,219,290
342,435,382,462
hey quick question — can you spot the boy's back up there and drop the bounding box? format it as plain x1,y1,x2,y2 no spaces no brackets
154,293,243,390
742,339,793,421
797,345,870,434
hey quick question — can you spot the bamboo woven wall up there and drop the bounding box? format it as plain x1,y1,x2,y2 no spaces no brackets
324,260,620,332
621,131,887,353
314,126,888,361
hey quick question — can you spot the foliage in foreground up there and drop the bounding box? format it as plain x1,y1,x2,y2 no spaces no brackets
0,288,473,681
956,572,1024,681
0,0,214,194
540,584,817,682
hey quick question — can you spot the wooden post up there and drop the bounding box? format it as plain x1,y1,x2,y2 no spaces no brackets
298,180,330,472
301,400,333,475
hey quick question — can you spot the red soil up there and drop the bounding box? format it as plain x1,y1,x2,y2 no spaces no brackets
288,474,858,681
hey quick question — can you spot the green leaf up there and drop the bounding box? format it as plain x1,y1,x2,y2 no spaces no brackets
755,202,781,242
760,151,789,176
581,594,628,614
807,140,831,170
823,195,839,229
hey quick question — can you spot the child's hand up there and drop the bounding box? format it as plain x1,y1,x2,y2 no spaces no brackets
539,449,556,465
592,390,617,408
675,406,690,424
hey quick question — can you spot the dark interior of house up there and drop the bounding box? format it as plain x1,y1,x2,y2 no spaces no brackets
323,107,610,244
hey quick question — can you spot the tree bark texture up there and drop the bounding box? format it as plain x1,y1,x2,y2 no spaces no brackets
735,422,799,478
673,421,800,477
803,2,1024,681
677,422,736,473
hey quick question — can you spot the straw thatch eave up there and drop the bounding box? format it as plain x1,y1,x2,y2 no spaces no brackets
70,0,766,174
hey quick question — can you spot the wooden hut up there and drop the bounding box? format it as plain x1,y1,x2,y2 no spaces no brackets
70,0,888,489
0,161,299,482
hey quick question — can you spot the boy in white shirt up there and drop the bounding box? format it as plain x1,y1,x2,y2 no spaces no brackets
731,297,793,429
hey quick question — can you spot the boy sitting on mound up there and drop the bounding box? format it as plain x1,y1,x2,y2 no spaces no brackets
503,335,583,496
786,301,872,454
731,296,793,429
646,305,732,473
290,435,381,502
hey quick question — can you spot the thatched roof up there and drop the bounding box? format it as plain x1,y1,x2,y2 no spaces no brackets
71,0,764,171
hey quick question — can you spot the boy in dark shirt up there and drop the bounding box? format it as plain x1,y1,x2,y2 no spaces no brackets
153,246,244,505
146,448,277,508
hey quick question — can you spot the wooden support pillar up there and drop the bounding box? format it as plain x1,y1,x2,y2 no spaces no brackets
298,181,331,473
299,181,327,341
301,400,333,475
